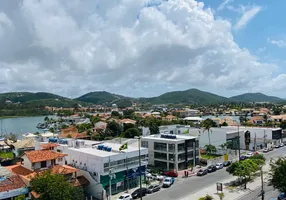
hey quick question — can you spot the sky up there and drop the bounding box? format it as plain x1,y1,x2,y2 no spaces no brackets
0,0,285,98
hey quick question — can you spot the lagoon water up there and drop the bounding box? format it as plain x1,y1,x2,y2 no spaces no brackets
0,115,56,137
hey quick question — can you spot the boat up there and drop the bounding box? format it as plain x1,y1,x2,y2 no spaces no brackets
36,123,47,129
23,133,37,139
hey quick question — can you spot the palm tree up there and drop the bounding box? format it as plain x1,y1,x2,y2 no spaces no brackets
202,119,213,145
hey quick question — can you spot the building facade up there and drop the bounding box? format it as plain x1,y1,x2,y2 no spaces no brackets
141,134,199,171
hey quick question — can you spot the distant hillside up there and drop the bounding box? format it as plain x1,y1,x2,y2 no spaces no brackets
75,91,133,107
230,93,283,103
139,89,230,105
0,92,88,108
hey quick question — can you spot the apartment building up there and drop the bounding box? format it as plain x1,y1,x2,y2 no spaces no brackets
141,134,199,171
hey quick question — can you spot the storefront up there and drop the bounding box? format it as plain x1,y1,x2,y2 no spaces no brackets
100,171,125,195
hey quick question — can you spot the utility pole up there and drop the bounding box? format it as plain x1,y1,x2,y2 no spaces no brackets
135,136,142,200
254,133,257,151
237,125,241,161
193,140,196,171
260,165,264,200
126,155,129,192
263,130,266,148
109,168,114,200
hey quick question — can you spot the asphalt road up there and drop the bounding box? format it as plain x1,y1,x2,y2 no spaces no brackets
144,147,286,200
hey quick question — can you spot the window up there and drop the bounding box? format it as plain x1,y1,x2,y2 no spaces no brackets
154,160,167,170
154,152,167,160
141,141,148,148
195,140,199,148
58,158,63,162
168,144,175,152
51,159,56,165
104,163,109,168
57,149,62,153
169,154,174,161
41,161,47,168
178,143,185,152
154,142,167,151
178,153,185,161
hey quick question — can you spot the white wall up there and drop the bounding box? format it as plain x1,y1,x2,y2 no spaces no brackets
22,155,32,170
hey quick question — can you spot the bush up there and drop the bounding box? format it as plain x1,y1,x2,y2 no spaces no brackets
199,194,214,200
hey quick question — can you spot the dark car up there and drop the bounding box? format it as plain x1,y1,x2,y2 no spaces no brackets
147,185,161,193
239,155,247,160
131,188,147,199
197,168,208,176
207,165,217,173
223,161,232,167
278,192,285,200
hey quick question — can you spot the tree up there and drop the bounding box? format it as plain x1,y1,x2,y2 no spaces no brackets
204,144,217,155
149,122,159,135
202,119,213,145
15,195,26,200
221,122,228,126
121,128,140,138
269,157,286,194
30,170,84,200
111,111,120,117
105,121,122,137
280,121,286,130
227,159,259,189
123,109,134,119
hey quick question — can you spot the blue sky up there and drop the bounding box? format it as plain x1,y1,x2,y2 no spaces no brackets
0,0,285,98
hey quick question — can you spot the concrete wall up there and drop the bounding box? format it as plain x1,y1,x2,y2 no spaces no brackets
22,155,32,170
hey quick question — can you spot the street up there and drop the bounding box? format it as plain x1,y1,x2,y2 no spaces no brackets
144,147,286,200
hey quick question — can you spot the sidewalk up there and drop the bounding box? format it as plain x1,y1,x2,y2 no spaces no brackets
179,163,270,200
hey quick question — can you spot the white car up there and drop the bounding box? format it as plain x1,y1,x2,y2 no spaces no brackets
162,177,173,187
216,163,223,169
117,193,132,200
145,172,153,179
155,174,164,181
245,152,254,158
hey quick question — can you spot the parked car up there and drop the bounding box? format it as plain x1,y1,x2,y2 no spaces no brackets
162,177,174,188
145,172,154,179
164,170,178,177
240,155,247,160
147,185,161,193
223,160,232,167
280,143,284,147
207,165,217,173
216,163,224,169
275,145,280,148
155,174,164,181
197,168,208,176
263,148,269,153
245,152,254,158
278,192,286,200
131,188,147,199
117,193,132,200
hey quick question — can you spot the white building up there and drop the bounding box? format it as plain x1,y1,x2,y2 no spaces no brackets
141,134,199,171
54,139,148,196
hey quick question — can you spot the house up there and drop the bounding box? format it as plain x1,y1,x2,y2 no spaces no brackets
59,126,90,139
270,115,286,123
11,139,35,157
0,167,29,200
163,115,177,121
120,118,136,125
249,116,265,125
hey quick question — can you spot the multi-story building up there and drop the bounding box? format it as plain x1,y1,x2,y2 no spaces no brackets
141,134,199,171
55,139,148,196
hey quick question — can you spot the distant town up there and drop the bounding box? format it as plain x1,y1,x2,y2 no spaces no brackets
1,90,286,200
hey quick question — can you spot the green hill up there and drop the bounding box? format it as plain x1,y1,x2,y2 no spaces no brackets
138,88,230,105
0,92,88,108
230,93,283,103
75,91,133,107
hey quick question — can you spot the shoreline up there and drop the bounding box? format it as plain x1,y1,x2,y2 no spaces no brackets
0,115,56,119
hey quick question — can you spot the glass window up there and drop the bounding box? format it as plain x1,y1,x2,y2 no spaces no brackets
178,143,185,152
41,161,47,168
141,141,148,148
154,160,167,170
168,144,175,152
178,153,185,161
104,163,109,168
169,153,174,161
195,140,199,148
154,142,167,151
154,152,167,160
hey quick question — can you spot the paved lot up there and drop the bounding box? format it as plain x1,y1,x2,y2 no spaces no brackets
142,147,286,200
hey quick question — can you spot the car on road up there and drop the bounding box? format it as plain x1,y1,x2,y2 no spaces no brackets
117,193,132,200
164,170,178,177
162,177,174,188
216,163,224,169
207,165,217,173
131,188,147,199
197,168,208,176
147,185,161,193
223,160,232,167
278,192,286,200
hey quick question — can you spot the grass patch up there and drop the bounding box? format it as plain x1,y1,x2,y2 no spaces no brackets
200,154,221,160
0,151,14,159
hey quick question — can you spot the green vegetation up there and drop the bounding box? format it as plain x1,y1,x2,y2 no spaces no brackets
217,192,225,200
30,170,84,200
227,154,265,189
15,195,26,200
269,157,286,194
230,92,284,103
201,119,216,145
200,154,220,160
0,151,14,159
198,194,214,200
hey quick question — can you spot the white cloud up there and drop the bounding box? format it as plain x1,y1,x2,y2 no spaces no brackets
234,6,261,30
268,39,286,48
217,0,233,11
0,0,284,97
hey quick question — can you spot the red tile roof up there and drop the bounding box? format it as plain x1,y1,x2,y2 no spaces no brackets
6,165,33,176
0,174,27,192
41,143,60,150
24,150,67,163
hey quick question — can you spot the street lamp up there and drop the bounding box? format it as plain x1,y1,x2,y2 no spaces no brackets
108,168,115,200
134,136,142,200
260,165,264,200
